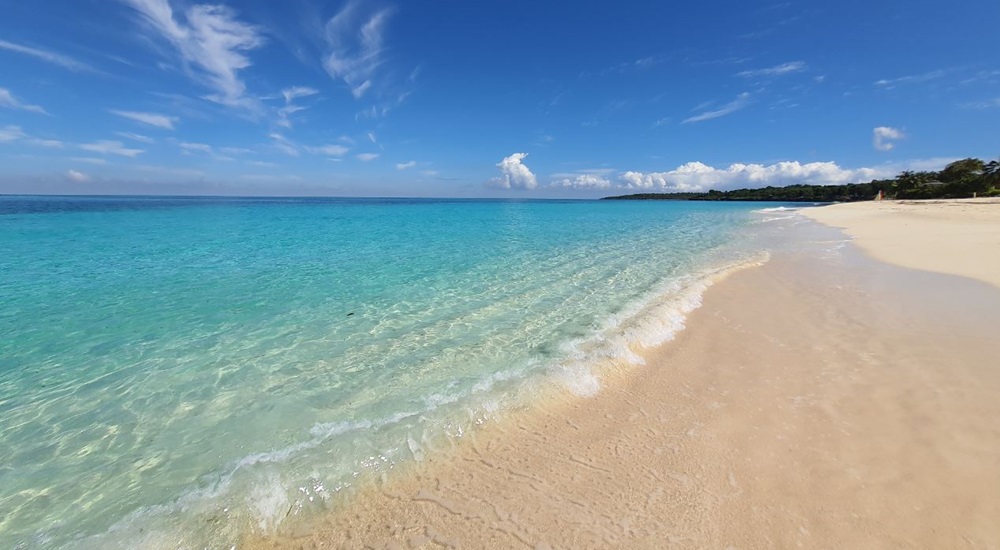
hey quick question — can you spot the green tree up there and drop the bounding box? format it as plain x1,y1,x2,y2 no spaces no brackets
939,158,985,183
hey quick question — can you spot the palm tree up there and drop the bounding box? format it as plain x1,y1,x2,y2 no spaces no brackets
984,157,1000,191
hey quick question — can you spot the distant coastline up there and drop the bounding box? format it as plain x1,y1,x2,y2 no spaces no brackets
604,156,1000,202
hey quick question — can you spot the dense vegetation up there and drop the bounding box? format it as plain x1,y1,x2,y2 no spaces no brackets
604,157,1000,202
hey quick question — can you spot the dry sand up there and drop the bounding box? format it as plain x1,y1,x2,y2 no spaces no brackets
803,197,1000,288
253,208,1000,549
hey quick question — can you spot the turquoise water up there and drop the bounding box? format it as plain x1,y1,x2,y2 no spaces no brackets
1,197,780,548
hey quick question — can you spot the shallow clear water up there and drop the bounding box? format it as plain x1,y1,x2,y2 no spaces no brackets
0,196,786,548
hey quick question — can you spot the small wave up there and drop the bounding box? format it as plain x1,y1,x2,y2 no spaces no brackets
67,255,771,550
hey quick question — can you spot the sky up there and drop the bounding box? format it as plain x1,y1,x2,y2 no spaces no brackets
0,0,998,198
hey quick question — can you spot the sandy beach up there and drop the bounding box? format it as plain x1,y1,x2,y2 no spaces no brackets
254,200,1000,549
803,197,1000,288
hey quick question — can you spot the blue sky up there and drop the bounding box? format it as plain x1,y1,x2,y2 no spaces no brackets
1,0,998,197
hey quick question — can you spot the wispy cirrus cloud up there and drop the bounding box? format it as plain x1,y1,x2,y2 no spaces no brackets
276,86,319,128
80,140,144,157
356,152,380,162
71,157,109,165
178,141,236,161
0,125,27,142
322,1,394,98
737,61,806,78
396,160,416,170
121,0,265,109
0,87,47,114
0,39,94,72
115,131,156,144
269,133,300,157
110,109,177,129
872,126,904,151
960,97,1000,109
874,69,947,88
683,92,752,123
0,125,63,147
306,144,350,157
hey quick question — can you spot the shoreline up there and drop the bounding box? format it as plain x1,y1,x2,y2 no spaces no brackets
802,197,1000,288
251,207,1000,548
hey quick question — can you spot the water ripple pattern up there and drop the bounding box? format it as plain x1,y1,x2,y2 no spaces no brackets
0,196,781,548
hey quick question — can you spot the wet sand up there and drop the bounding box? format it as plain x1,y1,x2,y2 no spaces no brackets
252,217,1000,549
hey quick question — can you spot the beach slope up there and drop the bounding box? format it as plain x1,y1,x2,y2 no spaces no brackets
803,197,1000,288
255,210,1000,549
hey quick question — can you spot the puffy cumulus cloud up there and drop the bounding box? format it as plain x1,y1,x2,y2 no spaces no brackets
617,161,883,193
489,152,538,190
550,174,612,190
873,126,904,151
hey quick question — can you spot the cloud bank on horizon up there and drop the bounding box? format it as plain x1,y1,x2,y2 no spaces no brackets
0,0,997,196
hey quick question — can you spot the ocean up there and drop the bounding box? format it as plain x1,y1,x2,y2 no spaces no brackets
0,196,788,548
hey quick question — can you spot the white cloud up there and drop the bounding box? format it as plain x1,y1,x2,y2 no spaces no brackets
306,144,350,157
683,93,752,123
618,161,883,193
269,133,299,157
489,152,538,190
179,141,213,153
874,69,947,88
0,125,27,142
396,160,416,170
281,86,318,103
29,138,63,148
323,1,393,98
0,39,93,71
80,140,144,157
276,86,319,128
66,170,90,182
0,87,47,114
110,110,177,129
122,0,264,108
115,131,156,143
550,174,612,190
71,157,109,165
0,125,64,148
356,152,380,162
737,61,806,78
873,126,904,151
961,97,1000,109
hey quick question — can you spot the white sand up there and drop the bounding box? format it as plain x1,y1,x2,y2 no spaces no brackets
803,198,1000,288
253,215,1000,549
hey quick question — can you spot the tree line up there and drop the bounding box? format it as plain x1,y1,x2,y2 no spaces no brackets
603,157,1000,202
